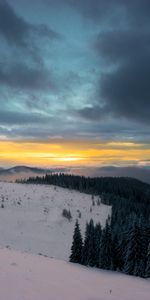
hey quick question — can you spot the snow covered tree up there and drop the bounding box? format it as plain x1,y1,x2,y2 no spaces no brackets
69,220,83,263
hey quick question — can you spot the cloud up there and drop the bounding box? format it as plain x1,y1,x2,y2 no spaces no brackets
0,1,62,93
0,62,54,91
0,0,30,47
0,110,49,125
60,0,150,26
0,0,60,48
44,0,118,23
94,29,150,124
76,106,107,121
94,30,150,64
81,1,150,125
0,0,149,144
100,55,150,124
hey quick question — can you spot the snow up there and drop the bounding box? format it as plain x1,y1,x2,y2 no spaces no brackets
0,248,149,300
0,182,111,260
0,182,149,300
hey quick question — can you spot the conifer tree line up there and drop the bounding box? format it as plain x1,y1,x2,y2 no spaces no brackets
70,217,150,278
20,173,150,204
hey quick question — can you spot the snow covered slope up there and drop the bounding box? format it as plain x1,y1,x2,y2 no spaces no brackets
0,182,111,260
0,248,149,300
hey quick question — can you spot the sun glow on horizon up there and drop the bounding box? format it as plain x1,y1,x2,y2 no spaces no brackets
0,139,149,168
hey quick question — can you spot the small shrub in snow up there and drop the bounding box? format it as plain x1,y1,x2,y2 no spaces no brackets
62,209,72,221
77,209,82,218
97,198,101,206
92,199,95,206
78,211,82,218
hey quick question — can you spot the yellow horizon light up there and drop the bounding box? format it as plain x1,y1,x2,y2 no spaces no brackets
0,140,149,167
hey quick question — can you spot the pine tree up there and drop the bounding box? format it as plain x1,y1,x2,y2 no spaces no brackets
81,222,89,265
82,219,95,266
123,217,143,276
86,219,95,267
69,219,83,263
134,259,145,278
111,234,120,271
145,242,150,278
133,215,148,277
94,223,102,267
99,221,112,270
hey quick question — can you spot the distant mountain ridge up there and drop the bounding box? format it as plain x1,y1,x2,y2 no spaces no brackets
0,166,47,175
0,165,149,184
0,166,68,182
0,165,67,175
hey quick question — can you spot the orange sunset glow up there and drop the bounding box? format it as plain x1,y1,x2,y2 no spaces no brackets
0,140,149,168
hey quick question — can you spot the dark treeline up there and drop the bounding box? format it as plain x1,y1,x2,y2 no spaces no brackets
18,173,150,278
19,173,150,204
70,217,150,278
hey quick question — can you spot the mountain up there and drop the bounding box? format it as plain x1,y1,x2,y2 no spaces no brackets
0,165,150,184
67,166,150,184
0,166,68,182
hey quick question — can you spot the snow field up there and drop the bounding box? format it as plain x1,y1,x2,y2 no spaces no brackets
0,248,149,300
0,182,111,260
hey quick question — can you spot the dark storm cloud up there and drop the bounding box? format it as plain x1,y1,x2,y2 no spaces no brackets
60,0,150,26
0,0,149,145
0,0,30,47
80,1,150,125
93,28,150,124
44,0,117,22
0,1,61,93
0,62,54,91
0,110,49,125
0,0,60,47
51,0,150,125
63,0,112,21
94,31,150,64
76,106,107,121
100,55,150,124
44,1,150,126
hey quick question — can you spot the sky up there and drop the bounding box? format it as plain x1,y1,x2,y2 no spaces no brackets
0,0,150,169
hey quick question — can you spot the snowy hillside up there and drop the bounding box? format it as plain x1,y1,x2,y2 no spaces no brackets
0,182,111,260
0,248,149,300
